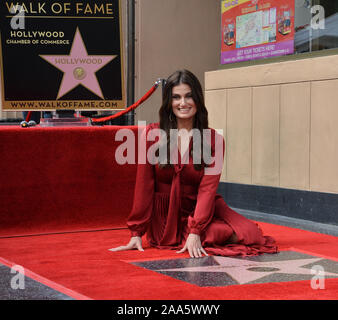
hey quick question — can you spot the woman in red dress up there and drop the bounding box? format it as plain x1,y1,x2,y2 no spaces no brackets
110,70,278,258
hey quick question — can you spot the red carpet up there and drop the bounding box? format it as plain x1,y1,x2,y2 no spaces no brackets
0,222,337,300
1,126,337,300
0,126,138,237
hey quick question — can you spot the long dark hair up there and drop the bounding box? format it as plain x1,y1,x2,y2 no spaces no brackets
158,69,209,170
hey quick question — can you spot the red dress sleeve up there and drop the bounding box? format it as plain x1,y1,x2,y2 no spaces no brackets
188,130,225,236
126,125,155,237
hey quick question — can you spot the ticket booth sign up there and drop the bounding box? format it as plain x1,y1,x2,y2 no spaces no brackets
0,0,125,111
221,0,295,64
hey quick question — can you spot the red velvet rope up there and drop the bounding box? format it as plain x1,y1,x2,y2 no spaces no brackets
25,111,32,122
91,82,160,124
24,81,160,124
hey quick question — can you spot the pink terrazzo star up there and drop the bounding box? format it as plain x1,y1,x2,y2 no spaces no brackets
40,28,116,99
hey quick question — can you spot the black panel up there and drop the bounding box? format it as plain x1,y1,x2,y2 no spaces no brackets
217,182,338,225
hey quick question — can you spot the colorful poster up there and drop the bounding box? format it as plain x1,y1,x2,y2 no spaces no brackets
221,0,295,64
0,0,125,111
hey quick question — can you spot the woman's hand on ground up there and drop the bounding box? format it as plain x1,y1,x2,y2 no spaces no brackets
176,233,208,258
109,236,144,252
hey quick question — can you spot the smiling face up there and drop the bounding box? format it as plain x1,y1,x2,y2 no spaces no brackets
171,83,197,125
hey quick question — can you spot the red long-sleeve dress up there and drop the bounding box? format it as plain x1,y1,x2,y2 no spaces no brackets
127,123,278,256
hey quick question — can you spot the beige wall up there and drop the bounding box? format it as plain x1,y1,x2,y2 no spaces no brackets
205,54,338,194
134,0,220,124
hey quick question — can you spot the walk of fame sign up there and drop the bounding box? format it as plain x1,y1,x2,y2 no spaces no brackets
129,251,338,287
0,0,125,111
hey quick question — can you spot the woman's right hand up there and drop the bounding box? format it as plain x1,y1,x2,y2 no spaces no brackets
109,236,144,252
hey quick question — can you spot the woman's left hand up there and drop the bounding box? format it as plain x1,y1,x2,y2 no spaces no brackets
176,233,208,258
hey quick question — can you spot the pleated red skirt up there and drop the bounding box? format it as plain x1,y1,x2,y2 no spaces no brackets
146,191,278,257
